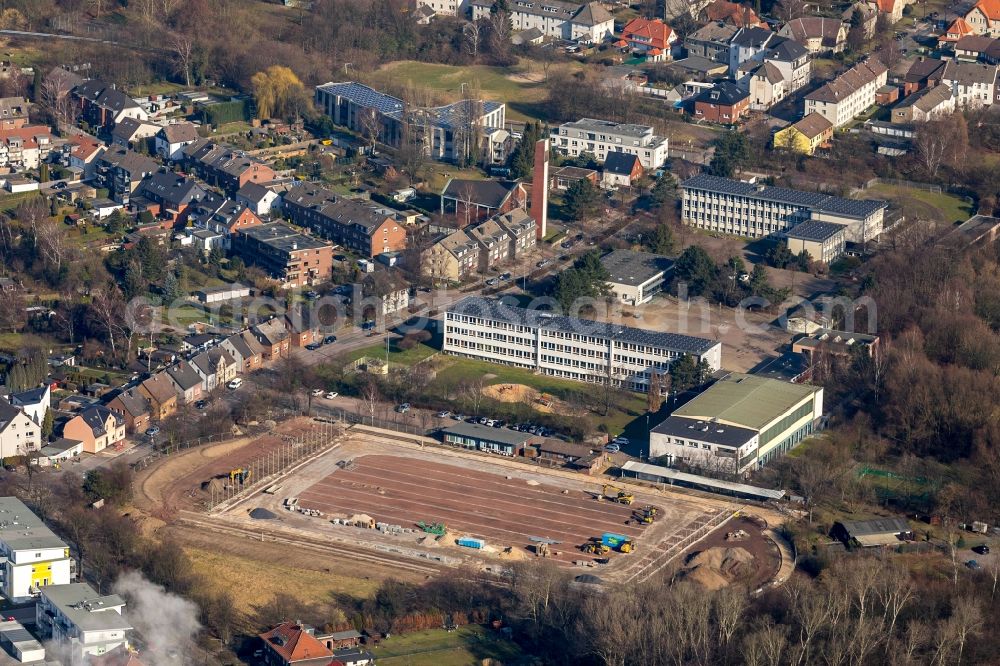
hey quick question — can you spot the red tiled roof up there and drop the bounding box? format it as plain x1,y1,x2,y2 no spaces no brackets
0,125,53,150
970,0,1000,21
260,623,333,663
704,0,764,27
940,17,975,42
622,17,675,50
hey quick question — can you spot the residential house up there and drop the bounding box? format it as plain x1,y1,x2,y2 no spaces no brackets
66,134,105,180
0,398,40,458
105,387,151,434
778,17,849,54
693,81,750,123
222,330,265,373
188,192,263,248
965,0,1000,36
0,97,29,130
620,18,678,59
231,222,334,288
602,151,643,188
843,3,878,38
94,146,158,203
154,122,199,160
284,307,322,348
0,497,72,603
941,59,1000,106
728,26,780,77
110,117,160,150
137,171,207,225
236,181,281,217
61,405,126,454
468,0,614,42
494,208,537,258
0,126,54,170
903,57,947,96
804,59,889,128
744,61,787,110
763,38,811,92
421,228,481,282
891,84,956,122
138,373,177,420
867,0,908,23
36,583,132,663
184,140,276,193
939,17,976,46
191,348,238,392
315,81,506,163
9,385,49,426
37,438,84,468
549,118,669,169
685,22,741,64
953,34,996,60
550,165,599,190
72,79,148,130
253,318,291,361
258,622,332,666
699,0,767,27
467,216,515,271
439,178,527,225
773,112,835,154
166,361,204,404
283,186,407,258
413,0,466,16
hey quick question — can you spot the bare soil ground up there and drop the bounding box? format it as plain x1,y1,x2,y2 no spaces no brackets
678,516,781,590
481,383,582,415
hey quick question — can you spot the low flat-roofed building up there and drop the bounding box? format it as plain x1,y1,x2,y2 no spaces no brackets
0,619,44,663
650,416,759,474
440,422,535,457
36,582,131,662
231,222,333,289
661,372,824,468
792,328,879,358
0,496,73,601
621,460,785,500
751,352,812,383
785,220,847,264
193,283,252,304
600,249,674,305
833,517,914,547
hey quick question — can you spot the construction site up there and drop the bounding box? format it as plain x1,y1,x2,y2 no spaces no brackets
130,418,763,585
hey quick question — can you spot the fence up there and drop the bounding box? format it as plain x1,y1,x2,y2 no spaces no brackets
860,177,943,194
322,407,431,437
131,429,254,472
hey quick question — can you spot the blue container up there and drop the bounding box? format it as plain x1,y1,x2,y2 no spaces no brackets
601,533,630,548
457,537,485,549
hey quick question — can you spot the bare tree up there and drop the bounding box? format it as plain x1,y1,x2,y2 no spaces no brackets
463,21,483,60
360,375,381,426
359,107,382,155
488,10,512,58
35,218,70,274
41,71,75,129
90,286,128,361
169,32,195,88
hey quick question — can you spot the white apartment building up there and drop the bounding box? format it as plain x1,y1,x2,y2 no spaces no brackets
804,59,888,128
469,0,614,42
0,399,41,460
36,582,131,663
550,119,669,170
415,0,466,15
941,60,1000,107
444,297,721,392
680,174,887,243
0,497,73,601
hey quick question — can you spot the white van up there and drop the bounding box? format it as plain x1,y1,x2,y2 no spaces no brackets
227,378,243,390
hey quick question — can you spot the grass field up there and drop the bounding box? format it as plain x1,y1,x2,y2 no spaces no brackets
376,626,523,666
340,341,439,367
865,183,973,225
184,547,379,616
366,59,569,122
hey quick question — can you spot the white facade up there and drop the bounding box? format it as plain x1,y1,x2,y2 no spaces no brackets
469,0,614,42
444,297,721,392
10,385,49,427
804,60,888,128
0,497,73,602
551,118,669,169
36,583,131,664
942,61,1000,107
415,0,466,15
0,402,41,459
650,418,760,474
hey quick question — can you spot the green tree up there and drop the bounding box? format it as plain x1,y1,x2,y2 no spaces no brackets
796,249,812,272
123,261,145,299
41,410,54,438
766,242,795,269
669,355,712,392
674,245,717,296
649,173,678,207
554,251,611,312
564,177,601,221
508,121,542,179
749,262,770,296
648,224,675,255
162,271,181,304
39,163,49,183
708,131,750,177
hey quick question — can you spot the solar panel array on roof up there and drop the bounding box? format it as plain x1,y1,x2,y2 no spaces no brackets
316,82,405,115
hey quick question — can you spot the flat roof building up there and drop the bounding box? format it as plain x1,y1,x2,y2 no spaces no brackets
36,582,131,662
681,174,886,243
600,249,674,305
784,220,848,264
0,497,73,602
550,118,669,170
650,372,823,471
441,422,536,456
231,223,333,289
444,296,721,392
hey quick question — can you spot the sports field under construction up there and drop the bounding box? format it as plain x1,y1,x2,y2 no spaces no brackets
204,423,741,582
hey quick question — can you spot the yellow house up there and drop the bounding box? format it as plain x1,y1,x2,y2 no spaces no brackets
773,112,835,155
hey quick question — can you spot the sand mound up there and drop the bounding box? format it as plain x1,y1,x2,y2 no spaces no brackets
683,547,755,591
249,508,278,520
481,383,579,415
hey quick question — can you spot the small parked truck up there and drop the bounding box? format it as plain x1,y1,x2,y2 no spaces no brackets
602,532,635,553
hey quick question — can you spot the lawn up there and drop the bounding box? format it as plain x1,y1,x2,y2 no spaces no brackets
366,59,568,122
375,626,524,666
183,547,378,617
339,341,439,367
865,184,973,225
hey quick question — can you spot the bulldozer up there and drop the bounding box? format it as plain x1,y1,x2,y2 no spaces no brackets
582,540,611,555
229,468,252,484
602,484,634,506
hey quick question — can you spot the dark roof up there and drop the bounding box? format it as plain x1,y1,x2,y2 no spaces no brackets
0,398,23,428
603,151,642,176
731,26,775,48
751,352,811,382
236,181,272,204
442,422,532,448
167,361,202,391
238,222,330,253
681,174,886,220
111,117,152,142
904,57,947,83
786,220,846,241
441,179,519,209
107,387,150,418
766,37,808,61
11,386,48,405
695,81,749,106
601,249,673,286
651,415,757,448
323,198,394,232
839,517,912,537
98,146,158,177
76,405,124,437
449,296,718,354
141,172,207,207
74,79,142,114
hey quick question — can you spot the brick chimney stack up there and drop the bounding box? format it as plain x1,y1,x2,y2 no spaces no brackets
530,138,549,240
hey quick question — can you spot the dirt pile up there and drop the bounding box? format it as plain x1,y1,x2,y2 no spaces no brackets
682,547,755,590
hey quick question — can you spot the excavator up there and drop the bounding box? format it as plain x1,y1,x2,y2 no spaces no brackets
602,484,634,506
229,468,252,484
582,539,611,555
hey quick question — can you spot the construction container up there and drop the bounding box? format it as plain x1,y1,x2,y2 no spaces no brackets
457,537,485,549
602,533,631,549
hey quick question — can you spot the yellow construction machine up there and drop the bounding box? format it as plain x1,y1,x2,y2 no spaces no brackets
602,484,634,505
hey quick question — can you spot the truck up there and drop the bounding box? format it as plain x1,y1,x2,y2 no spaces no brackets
601,532,635,553
602,484,634,505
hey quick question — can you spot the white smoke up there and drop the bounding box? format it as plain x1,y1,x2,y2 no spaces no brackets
113,571,201,665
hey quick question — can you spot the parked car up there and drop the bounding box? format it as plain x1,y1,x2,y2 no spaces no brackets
493,420,506,428
323,335,338,344
612,436,630,445
973,544,991,555
305,290,320,300
324,391,339,399
966,560,981,570
436,410,452,418
311,389,324,396
536,259,551,268
485,278,499,286
499,273,511,281
605,443,620,453
396,403,411,413
194,399,208,410
305,342,322,351
227,378,243,390
452,413,467,421
144,426,160,437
